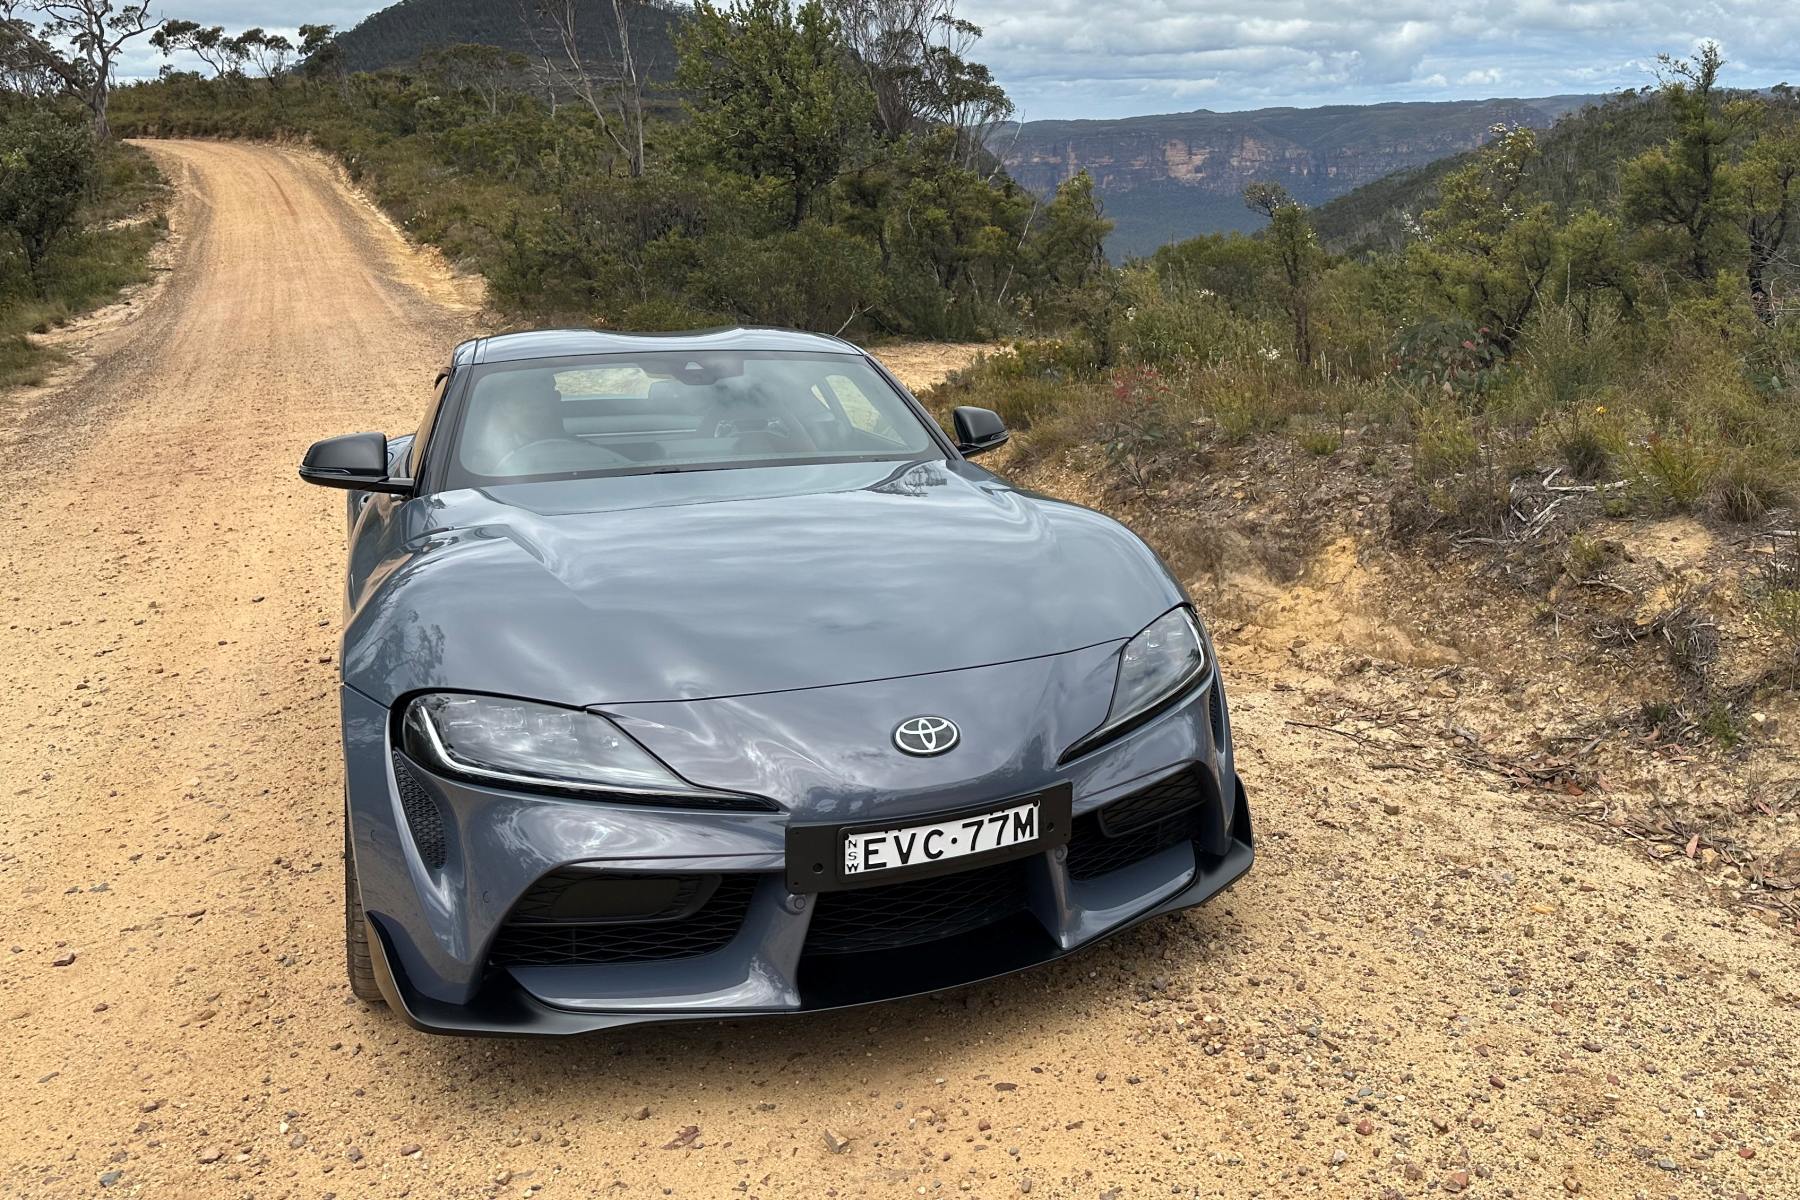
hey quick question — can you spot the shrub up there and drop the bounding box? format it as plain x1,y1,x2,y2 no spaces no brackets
0,106,96,286
1699,703,1744,749
1393,319,1507,396
1558,424,1612,480
1517,301,1621,416
1710,448,1791,523
979,377,1069,433
1112,268,1267,369
981,338,1101,382
1297,418,1343,456
693,224,885,332
1544,402,1626,481
1634,431,1714,510
1413,403,1481,482
1757,533,1800,681
0,132,162,389
1565,532,1612,578
1096,366,1190,494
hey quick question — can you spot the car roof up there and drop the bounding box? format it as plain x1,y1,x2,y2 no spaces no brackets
452,326,867,367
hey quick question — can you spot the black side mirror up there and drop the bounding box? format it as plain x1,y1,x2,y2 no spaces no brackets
952,406,1009,457
299,432,411,494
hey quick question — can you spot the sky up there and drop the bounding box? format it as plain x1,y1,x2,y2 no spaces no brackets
108,0,1799,123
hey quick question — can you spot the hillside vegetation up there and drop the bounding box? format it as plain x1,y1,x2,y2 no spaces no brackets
1313,91,1684,254
933,45,1800,742
0,104,165,387
107,0,1098,342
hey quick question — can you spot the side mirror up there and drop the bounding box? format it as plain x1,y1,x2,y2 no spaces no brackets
952,406,1009,457
299,432,411,494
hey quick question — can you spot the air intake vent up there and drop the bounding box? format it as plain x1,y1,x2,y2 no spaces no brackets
802,859,1031,957
1208,683,1226,747
1067,768,1205,880
490,874,759,966
392,752,448,870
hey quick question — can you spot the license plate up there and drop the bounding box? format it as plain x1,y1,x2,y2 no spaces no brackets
843,800,1039,877
784,786,1072,893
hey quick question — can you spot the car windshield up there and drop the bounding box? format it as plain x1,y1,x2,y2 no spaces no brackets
447,350,942,485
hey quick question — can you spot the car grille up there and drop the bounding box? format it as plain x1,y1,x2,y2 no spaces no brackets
803,858,1031,957
489,873,759,967
1066,768,1206,881
392,752,448,870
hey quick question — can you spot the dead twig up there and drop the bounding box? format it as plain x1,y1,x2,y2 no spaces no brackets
1284,719,1380,747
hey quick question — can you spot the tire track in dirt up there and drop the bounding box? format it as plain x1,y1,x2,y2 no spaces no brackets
0,141,1795,1200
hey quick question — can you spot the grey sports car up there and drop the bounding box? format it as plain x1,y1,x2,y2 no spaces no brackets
301,327,1252,1036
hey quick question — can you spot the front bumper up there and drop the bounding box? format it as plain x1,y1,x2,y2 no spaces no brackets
342,651,1252,1037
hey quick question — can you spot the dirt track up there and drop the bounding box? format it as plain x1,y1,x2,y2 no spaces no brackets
1,141,1796,1200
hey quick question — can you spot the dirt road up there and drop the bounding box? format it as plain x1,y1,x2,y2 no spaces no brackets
2,141,1795,1200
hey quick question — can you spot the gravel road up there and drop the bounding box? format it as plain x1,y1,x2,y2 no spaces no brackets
1,141,1795,1200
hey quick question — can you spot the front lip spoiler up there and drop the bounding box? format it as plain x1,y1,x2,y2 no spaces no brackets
364,789,1255,1038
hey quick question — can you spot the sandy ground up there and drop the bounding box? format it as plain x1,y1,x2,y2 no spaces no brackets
1,141,1797,1200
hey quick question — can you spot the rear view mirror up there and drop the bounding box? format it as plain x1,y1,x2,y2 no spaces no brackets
299,432,411,494
952,406,1009,457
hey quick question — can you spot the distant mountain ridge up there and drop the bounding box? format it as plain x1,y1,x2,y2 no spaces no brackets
995,96,1600,258
335,0,684,78
331,0,1602,260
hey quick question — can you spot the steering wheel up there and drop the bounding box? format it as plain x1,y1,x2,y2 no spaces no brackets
694,410,766,438
696,409,793,441
491,438,585,474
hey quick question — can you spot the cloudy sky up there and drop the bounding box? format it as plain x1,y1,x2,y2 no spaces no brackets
112,0,1798,122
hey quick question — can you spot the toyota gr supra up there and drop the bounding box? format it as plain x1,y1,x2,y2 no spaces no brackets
301,327,1252,1036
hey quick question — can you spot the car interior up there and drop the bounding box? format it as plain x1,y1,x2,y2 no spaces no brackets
454,354,936,481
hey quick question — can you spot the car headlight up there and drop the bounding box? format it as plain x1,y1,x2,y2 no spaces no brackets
1065,608,1210,760
400,693,771,809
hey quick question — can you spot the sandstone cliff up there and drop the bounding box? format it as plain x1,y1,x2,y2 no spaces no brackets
995,96,1595,257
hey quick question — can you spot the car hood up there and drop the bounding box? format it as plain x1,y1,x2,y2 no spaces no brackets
342,459,1183,707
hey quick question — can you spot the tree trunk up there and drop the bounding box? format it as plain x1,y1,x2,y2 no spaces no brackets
91,82,111,140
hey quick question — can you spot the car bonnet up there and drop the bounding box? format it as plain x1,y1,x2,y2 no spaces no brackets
341,459,1183,707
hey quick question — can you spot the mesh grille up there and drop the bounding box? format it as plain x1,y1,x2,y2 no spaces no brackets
1067,769,1205,881
803,858,1030,957
489,874,758,967
1208,684,1226,746
506,870,711,924
392,752,448,870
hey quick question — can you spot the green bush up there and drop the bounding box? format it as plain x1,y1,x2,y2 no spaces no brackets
1634,431,1715,510
1413,403,1481,482
0,113,164,389
1710,448,1791,522
1111,268,1252,368
976,378,1069,433
1517,302,1621,415
0,106,96,287
1295,416,1344,456
1564,532,1614,578
1096,366,1193,494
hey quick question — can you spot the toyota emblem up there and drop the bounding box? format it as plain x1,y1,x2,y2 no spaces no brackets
893,715,960,756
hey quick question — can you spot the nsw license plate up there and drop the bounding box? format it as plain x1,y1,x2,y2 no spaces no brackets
784,785,1072,892
843,800,1040,877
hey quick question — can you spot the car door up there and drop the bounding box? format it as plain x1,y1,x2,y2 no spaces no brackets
344,368,450,616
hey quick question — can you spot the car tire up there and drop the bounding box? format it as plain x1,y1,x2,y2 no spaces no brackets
343,809,385,1006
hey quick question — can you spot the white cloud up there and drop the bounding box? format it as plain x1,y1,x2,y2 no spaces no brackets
959,0,1799,118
